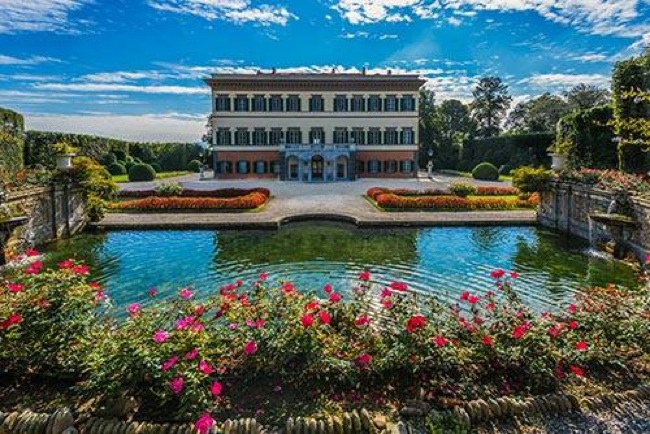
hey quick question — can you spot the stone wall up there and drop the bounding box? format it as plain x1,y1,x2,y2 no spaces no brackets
4,183,87,255
538,181,650,258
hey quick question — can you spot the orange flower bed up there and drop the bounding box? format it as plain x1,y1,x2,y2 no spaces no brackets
111,192,269,211
475,186,520,196
368,188,538,210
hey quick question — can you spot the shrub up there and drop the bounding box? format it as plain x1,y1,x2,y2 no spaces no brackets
100,153,117,166
132,157,142,164
187,160,203,173
125,155,135,164
512,166,554,193
128,163,157,182
106,162,127,176
112,150,127,162
449,182,476,197
155,182,183,197
472,162,499,181
151,162,163,173
61,156,118,221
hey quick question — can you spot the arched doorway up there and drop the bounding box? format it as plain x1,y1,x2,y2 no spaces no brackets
311,155,324,180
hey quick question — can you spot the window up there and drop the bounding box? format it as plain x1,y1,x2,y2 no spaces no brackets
252,95,266,112
367,128,381,145
286,95,301,112
401,95,415,111
384,160,397,173
357,160,365,173
384,95,397,112
309,95,324,112
237,160,249,174
351,95,365,112
235,128,249,146
384,128,398,144
368,160,380,174
271,161,280,174
400,160,414,173
309,128,324,144
402,128,414,145
368,95,382,112
333,128,348,144
234,95,249,112
286,128,302,144
217,161,232,174
269,95,283,112
253,128,267,146
216,128,231,146
270,128,283,146
351,128,364,145
215,95,230,111
254,160,267,174
334,95,348,112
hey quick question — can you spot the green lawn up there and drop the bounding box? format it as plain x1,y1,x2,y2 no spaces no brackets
438,169,512,182
112,171,190,183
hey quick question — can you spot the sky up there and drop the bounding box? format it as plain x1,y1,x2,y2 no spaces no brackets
0,0,649,143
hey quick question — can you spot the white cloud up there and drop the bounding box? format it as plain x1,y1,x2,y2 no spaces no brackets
570,53,609,62
0,54,60,65
148,0,297,26
33,82,207,94
25,113,206,142
331,0,649,38
0,0,90,34
520,73,610,89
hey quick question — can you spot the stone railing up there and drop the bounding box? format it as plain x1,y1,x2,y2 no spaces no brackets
538,181,650,257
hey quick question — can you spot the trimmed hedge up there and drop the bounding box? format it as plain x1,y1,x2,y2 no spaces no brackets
0,107,25,172
187,159,202,172
24,131,129,168
128,163,156,182
472,162,499,181
106,162,127,176
150,162,162,173
460,133,553,172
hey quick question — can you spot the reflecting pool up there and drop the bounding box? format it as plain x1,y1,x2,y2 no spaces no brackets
43,223,638,311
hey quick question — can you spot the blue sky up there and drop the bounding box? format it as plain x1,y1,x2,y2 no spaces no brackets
1,0,648,142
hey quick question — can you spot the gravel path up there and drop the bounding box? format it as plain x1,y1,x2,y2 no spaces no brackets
478,400,650,434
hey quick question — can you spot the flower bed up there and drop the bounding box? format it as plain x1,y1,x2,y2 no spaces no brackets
367,187,538,211
111,188,270,211
0,253,648,430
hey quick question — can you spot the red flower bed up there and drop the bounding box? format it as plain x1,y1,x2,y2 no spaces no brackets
111,192,269,211
475,186,520,196
119,188,271,199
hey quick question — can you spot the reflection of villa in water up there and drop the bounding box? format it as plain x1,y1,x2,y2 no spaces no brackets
205,70,425,181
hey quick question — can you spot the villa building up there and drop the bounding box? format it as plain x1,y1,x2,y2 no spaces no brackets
205,70,425,181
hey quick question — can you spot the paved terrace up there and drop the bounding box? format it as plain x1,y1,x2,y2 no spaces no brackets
94,172,537,230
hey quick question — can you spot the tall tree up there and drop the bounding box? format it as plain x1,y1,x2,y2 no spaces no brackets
471,77,512,138
564,84,611,110
418,88,437,165
506,93,570,133
433,99,473,168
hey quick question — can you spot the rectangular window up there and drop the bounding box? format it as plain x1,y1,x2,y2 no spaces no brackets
235,128,249,146
351,95,365,112
356,160,365,174
400,95,415,111
351,128,364,145
368,160,380,174
309,128,324,144
384,160,397,173
400,160,413,173
368,95,382,112
402,128,414,145
215,95,230,111
367,128,381,145
253,128,267,146
334,95,348,112
216,128,231,145
252,95,266,112
270,128,283,146
384,128,398,144
237,160,249,174
333,128,348,144
254,160,266,174
218,161,232,174
234,95,249,112
286,128,302,144
269,95,283,112
384,95,397,112
309,95,324,112
286,95,301,112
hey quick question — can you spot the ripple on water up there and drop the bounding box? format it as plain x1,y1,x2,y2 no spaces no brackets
43,224,639,312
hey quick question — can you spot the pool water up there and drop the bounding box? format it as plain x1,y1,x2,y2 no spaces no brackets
43,223,638,311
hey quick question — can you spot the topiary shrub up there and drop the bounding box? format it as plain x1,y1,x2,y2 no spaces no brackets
128,163,156,182
106,162,126,176
187,160,202,173
112,150,127,162
124,161,134,172
100,153,117,166
449,182,476,198
132,157,142,164
150,162,162,173
472,162,499,181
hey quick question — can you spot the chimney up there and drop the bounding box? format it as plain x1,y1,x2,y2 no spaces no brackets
387,69,392,75
331,67,336,74
362,67,367,75
272,67,277,74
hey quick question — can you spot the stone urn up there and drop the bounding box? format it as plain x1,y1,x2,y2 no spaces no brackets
548,153,567,171
56,153,76,171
